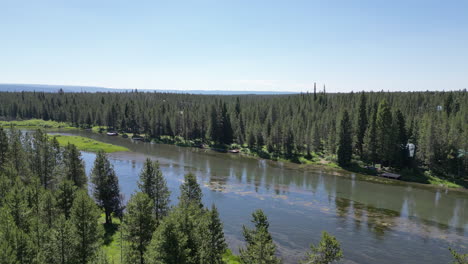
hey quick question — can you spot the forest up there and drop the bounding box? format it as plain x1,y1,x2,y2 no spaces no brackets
0,89,466,186
0,127,349,264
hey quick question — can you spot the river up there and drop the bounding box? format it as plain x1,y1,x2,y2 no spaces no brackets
51,130,467,264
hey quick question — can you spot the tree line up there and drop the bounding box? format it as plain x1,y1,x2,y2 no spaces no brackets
0,127,345,264
0,89,466,179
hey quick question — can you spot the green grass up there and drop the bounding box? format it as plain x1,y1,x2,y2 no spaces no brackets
51,135,129,153
0,119,75,129
222,249,241,264
400,169,464,188
99,214,123,264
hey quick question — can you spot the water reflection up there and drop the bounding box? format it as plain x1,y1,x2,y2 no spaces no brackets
47,130,468,264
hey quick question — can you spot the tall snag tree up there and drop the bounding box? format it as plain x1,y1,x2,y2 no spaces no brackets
91,150,122,225
138,158,170,226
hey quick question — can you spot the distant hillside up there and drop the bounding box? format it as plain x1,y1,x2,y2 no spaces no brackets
0,84,296,95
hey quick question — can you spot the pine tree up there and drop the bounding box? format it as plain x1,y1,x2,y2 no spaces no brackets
200,204,227,264
0,127,8,168
302,231,343,264
122,192,156,264
91,150,122,224
221,103,234,145
240,209,281,264
138,158,170,226
6,178,30,231
337,111,353,167
392,110,408,169
63,143,87,188
356,92,368,156
70,190,103,264
376,100,394,166
363,106,378,165
47,215,74,264
144,208,190,264
56,180,76,220
179,173,203,208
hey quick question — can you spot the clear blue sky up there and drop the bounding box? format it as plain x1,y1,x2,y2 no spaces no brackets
1,0,467,92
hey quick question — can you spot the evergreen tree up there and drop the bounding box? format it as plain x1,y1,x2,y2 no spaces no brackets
63,143,87,188
70,190,103,264
221,103,234,145
337,111,353,167
122,192,156,264
356,92,368,156
91,151,122,224
392,110,408,169
47,215,74,264
376,100,394,166
302,231,343,264
55,180,76,220
0,127,8,168
145,208,190,264
179,173,203,208
240,209,281,264
363,107,378,165
138,158,170,226
200,204,227,264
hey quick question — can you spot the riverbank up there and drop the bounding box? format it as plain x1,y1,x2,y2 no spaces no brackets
50,134,129,153
0,119,76,129
2,119,464,189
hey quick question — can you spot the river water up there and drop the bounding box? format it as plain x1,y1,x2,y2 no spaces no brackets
52,130,467,264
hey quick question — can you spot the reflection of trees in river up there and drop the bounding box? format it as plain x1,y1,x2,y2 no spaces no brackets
334,196,401,239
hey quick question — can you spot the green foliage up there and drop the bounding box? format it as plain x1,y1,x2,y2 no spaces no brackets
356,92,368,156
179,173,203,208
240,209,281,264
122,192,156,264
138,158,170,226
91,151,123,224
63,143,87,187
0,90,466,181
0,127,8,168
337,111,353,167
47,215,74,264
71,190,104,263
302,231,343,264
145,207,191,264
449,247,468,264
56,180,76,219
376,100,394,166
199,204,227,264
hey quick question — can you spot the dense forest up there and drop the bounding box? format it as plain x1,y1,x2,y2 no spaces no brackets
0,90,466,183
0,127,348,264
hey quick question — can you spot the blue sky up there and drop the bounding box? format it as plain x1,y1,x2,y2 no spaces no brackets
1,0,467,92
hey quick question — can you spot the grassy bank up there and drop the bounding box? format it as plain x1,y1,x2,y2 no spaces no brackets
0,119,75,129
51,135,129,153
100,215,122,264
